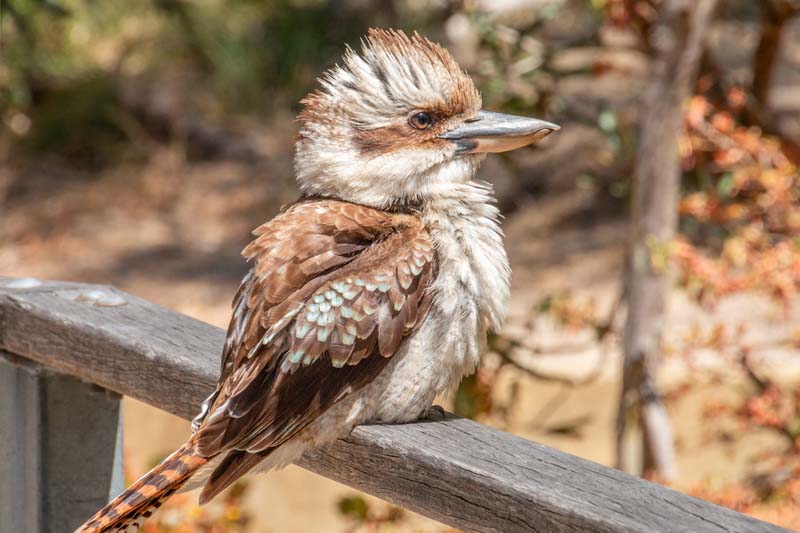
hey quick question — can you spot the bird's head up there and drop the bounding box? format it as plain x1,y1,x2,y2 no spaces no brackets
295,29,558,209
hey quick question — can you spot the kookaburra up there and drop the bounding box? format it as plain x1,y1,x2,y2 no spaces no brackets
77,28,558,532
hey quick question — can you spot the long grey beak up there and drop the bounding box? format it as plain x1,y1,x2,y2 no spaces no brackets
440,110,560,154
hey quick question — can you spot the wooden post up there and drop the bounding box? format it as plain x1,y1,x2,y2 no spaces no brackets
0,352,124,533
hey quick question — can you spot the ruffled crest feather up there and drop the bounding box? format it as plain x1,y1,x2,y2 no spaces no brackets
299,29,480,130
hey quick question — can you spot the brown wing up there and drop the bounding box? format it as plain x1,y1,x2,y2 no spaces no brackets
191,198,391,432
194,198,436,462
216,199,395,386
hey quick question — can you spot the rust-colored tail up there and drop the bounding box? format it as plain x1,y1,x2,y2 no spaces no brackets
75,440,209,533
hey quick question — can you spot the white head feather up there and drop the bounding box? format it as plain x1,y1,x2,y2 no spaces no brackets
294,29,484,209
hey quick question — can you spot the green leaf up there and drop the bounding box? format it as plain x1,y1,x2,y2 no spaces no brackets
598,109,617,133
717,173,735,198
453,374,480,419
337,495,370,521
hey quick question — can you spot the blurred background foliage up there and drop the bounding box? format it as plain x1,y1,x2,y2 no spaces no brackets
2,0,800,531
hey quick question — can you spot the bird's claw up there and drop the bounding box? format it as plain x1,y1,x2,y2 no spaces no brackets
425,404,446,420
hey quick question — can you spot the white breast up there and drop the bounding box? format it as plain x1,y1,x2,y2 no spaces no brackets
368,181,510,422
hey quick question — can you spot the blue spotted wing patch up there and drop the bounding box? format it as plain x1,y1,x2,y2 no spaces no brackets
282,225,435,372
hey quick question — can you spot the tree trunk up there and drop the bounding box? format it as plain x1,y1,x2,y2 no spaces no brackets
616,0,718,482
753,0,798,110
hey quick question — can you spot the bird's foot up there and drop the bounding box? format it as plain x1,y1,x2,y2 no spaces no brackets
424,404,446,421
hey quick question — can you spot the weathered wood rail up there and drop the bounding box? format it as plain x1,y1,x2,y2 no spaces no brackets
0,277,788,533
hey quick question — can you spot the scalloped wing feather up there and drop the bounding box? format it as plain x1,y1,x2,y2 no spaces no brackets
192,199,436,498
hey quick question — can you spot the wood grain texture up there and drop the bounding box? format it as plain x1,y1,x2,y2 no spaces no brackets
0,277,787,533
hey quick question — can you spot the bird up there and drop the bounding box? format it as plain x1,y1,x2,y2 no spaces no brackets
76,28,558,533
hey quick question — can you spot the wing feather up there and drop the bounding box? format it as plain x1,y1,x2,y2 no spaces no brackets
193,199,437,486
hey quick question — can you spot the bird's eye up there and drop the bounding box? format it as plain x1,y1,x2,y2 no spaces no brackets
409,111,434,130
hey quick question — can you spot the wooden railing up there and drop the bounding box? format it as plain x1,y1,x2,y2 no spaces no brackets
0,277,787,533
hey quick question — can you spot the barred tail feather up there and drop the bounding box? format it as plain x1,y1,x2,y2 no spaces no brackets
75,441,209,533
